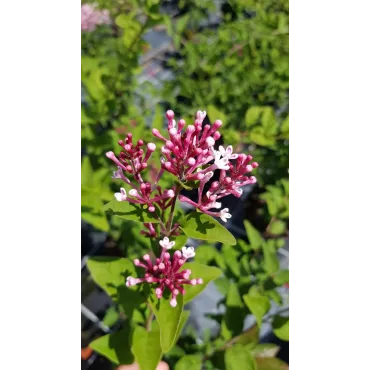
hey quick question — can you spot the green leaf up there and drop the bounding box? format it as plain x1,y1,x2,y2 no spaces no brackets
250,127,276,147
250,343,280,358
245,107,264,128
255,357,288,370
152,105,164,130
175,354,202,370
146,289,184,353
272,270,289,285
221,283,245,339
181,262,222,304
235,324,259,346
181,212,236,245
87,257,145,318
244,220,264,249
262,243,280,274
131,325,162,370
222,247,241,277
174,310,190,343
172,233,189,250
243,289,271,327
103,200,160,223
261,108,278,136
87,257,134,297
174,178,199,191
280,116,289,139
207,105,227,126
89,326,134,365
272,316,289,341
175,14,190,35
194,245,227,269
269,220,286,236
102,306,120,328
225,344,256,370
214,277,230,295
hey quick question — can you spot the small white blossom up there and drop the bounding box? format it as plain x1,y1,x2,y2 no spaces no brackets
112,167,123,179
220,208,232,223
114,188,127,201
182,246,196,259
212,148,230,170
159,237,175,250
219,145,238,160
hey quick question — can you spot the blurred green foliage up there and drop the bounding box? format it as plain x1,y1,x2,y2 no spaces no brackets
82,1,289,368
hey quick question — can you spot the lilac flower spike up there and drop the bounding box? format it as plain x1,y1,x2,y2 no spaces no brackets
126,239,202,307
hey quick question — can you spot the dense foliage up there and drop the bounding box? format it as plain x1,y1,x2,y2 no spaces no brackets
81,1,289,369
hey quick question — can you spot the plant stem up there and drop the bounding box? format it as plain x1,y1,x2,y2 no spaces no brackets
145,306,154,332
166,185,181,232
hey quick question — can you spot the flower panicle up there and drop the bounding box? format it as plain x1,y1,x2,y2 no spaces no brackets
126,238,202,307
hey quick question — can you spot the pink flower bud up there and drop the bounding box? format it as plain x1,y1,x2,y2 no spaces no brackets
129,189,138,197
169,127,177,136
187,157,196,165
213,131,221,140
166,110,175,120
147,142,156,151
214,120,222,128
205,137,215,147
106,151,115,159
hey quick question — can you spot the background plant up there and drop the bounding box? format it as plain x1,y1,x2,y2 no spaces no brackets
81,1,289,369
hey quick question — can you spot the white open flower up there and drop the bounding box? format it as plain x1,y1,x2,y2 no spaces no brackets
212,147,230,170
220,208,232,223
114,188,127,201
209,201,222,209
112,167,123,179
219,145,238,160
159,237,175,250
182,246,196,259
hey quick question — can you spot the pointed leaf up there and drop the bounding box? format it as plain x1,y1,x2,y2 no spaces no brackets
207,105,227,127
262,243,280,274
272,316,289,341
181,262,222,304
174,310,190,343
131,325,162,370
89,326,134,365
181,212,236,245
87,257,135,297
243,290,270,327
272,270,289,285
244,220,264,249
175,354,202,370
146,289,184,353
250,343,280,358
104,200,160,223
225,344,256,370
221,283,245,339
255,357,288,370
235,324,259,346
87,257,145,318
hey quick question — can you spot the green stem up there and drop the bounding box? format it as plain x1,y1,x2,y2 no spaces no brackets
166,185,181,232
145,306,154,332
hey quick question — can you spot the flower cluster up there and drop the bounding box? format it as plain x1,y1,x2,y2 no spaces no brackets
81,3,110,32
152,110,225,182
106,135,175,215
126,238,202,307
153,110,259,223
